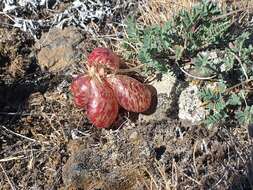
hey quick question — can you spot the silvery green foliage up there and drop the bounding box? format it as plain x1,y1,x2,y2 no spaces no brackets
124,0,253,127
1,0,138,39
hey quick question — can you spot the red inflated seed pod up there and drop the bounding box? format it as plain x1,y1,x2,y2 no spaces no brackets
70,75,91,108
87,47,120,71
85,77,119,128
106,75,151,113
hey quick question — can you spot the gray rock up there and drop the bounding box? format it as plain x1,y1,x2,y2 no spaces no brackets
35,27,84,72
140,73,177,122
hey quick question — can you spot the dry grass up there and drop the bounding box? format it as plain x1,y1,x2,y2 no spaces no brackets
138,0,198,26
136,0,253,26
137,0,238,25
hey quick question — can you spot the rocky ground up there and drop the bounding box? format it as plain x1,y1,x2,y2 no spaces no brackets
0,0,253,190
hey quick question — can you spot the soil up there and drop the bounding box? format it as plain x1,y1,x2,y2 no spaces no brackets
1,1,253,190
62,120,253,190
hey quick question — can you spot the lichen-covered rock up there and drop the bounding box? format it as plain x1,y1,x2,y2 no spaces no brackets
35,27,83,72
178,85,206,125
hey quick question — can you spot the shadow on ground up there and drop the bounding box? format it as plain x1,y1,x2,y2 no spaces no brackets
0,71,52,125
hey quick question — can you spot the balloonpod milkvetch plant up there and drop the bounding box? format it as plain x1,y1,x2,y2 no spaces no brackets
71,47,152,128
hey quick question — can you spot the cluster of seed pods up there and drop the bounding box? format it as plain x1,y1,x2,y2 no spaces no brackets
71,48,152,128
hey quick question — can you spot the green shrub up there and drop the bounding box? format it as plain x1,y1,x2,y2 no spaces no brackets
123,0,253,127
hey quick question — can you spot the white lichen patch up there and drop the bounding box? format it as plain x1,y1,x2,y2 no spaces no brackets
178,85,206,125
1,0,138,39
